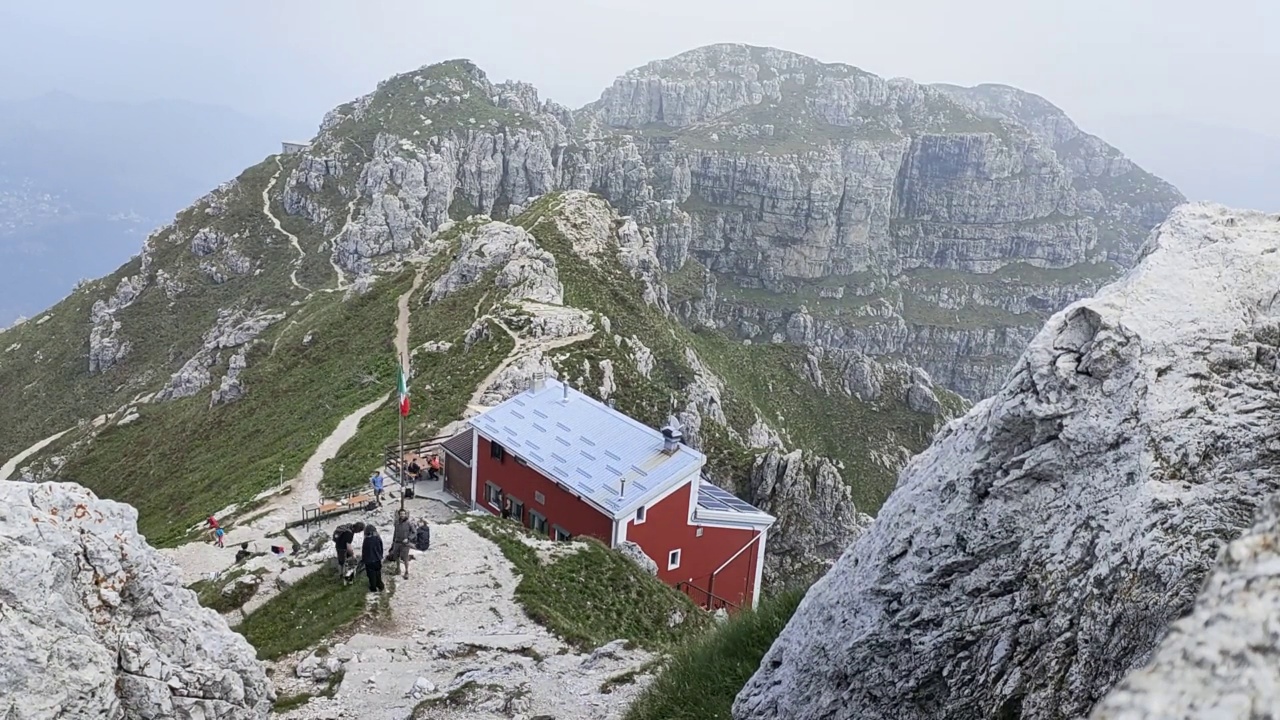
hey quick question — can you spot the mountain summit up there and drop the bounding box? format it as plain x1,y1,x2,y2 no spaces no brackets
0,45,1176,579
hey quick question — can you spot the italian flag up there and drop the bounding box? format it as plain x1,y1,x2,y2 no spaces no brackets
397,364,410,417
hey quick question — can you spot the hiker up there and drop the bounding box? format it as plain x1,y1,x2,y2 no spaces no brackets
214,525,226,548
362,524,386,593
206,515,219,543
332,523,358,577
501,496,512,520
371,471,385,505
428,453,442,482
391,509,413,579
234,542,252,564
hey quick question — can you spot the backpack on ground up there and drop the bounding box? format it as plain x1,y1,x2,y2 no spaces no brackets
404,486,416,499
413,523,431,551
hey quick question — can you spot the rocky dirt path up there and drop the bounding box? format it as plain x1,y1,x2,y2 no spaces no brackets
277,518,656,720
396,264,429,369
459,302,596,421
325,197,359,291
0,427,72,481
265,157,309,292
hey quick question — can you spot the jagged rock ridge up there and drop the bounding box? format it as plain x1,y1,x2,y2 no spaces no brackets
0,480,271,719
733,204,1280,719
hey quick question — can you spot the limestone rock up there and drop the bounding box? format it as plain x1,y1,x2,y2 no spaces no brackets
748,449,871,585
1091,493,1280,718
0,481,271,719
431,221,562,305
734,204,1280,720
616,541,658,576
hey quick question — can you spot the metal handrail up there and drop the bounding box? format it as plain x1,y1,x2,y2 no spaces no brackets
676,580,740,612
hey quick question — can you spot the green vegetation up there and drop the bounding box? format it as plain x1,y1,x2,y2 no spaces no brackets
467,516,710,651
57,270,409,546
625,587,806,720
0,157,298,464
321,240,515,495
238,567,370,661
188,566,267,613
324,60,536,155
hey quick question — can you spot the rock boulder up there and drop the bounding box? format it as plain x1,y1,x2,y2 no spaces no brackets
0,481,272,719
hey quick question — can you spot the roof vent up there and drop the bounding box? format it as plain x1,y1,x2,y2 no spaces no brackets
531,370,546,393
562,380,570,401
607,398,616,409
660,415,683,454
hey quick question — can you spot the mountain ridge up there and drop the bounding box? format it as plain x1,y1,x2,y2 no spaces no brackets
0,43,1176,579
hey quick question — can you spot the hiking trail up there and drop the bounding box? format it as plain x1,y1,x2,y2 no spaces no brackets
0,427,72,481
459,301,596,422
395,263,429,369
264,157,308,292
272,517,656,720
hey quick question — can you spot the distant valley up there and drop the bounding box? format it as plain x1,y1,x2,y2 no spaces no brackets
0,93,292,324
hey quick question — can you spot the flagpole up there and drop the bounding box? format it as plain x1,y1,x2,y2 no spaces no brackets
399,367,406,512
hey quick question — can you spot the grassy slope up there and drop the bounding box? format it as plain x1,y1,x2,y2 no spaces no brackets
238,566,372,660
57,272,408,546
0,156,291,461
468,516,709,651
625,587,805,720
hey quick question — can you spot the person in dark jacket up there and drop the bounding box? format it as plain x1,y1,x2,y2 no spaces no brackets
501,496,512,520
332,522,365,578
362,525,385,592
391,509,413,579
406,457,422,488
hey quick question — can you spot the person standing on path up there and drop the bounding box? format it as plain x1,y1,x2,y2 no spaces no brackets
214,526,226,548
371,471,385,506
362,525,385,593
428,453,442,482
391,509,413,579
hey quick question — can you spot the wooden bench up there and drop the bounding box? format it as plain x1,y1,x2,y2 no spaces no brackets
300,492,378,526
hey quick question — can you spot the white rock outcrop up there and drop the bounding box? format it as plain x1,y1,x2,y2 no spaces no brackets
734,204,1280,719
1091,493,1280,718
0,481,271,719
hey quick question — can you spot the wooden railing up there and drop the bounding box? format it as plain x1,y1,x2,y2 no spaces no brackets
676,580,740,613
383,434,451,480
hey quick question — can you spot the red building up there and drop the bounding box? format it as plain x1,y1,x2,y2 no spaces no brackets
454,378,774,611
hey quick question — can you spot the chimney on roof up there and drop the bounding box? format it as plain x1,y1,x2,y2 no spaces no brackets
562,380,569,401
531,370,546,393
607,398,616,409
660,415,684,454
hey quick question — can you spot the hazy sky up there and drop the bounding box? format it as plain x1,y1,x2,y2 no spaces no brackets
3,0,1276,142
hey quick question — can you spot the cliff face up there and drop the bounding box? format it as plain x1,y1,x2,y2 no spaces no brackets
0,480,271,719
569,44,1183,398
733,204,1280,719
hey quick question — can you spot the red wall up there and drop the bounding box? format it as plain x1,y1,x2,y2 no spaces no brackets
474,435,614,543
625,482,761,610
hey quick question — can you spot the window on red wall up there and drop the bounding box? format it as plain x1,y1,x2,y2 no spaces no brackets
484,482,501,507
509,496,526,523
529,510,548,535
490,442,506,462
634,505,646,524
668,549,681,570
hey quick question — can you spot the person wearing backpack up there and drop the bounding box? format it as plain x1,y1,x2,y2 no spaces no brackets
332,522,364,578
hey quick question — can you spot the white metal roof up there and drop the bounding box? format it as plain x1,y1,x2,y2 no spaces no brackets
468,379,704,519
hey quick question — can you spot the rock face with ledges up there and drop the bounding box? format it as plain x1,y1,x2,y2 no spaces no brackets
0,480,271,719
734,203,1280,720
